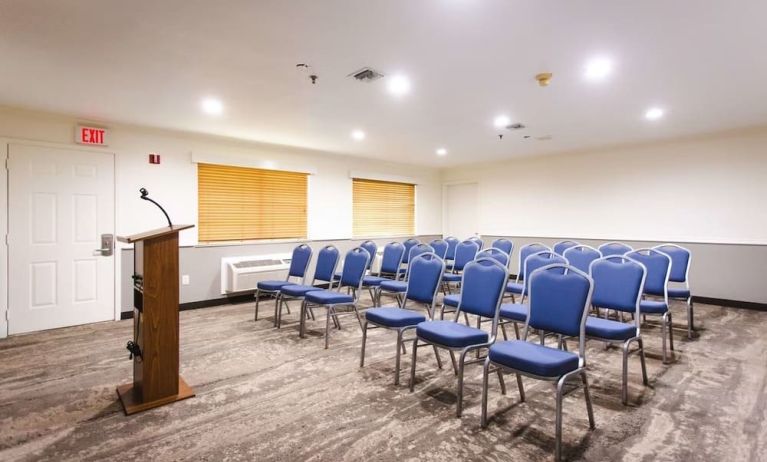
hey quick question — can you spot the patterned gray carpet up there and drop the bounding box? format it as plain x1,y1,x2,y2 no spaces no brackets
1,297,765,461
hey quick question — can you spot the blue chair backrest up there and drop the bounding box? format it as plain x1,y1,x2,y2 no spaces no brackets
408,244,434,263
314,245,340,283
626,249,670,297
589,256,646,313
477,248,509,267
429,239,449,259
340,247,371,288
405,254,445,305
654,244,690,283
468,236,484,250
288,244,313,278
453,240,479,271
491,238,513,255
599,242,633,256
518,243,550,279
553,240,579,256
380,242,405,275
527,264,593,339
563,245,602,274
457,258,508,319
444,236,460,259
360,240,378,270
522,251,566,295
402,238,420,263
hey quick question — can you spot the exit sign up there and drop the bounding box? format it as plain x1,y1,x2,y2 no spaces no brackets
75,125,109,146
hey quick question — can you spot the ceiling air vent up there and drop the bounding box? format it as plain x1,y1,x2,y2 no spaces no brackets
505,123,526,131
348,67,384,82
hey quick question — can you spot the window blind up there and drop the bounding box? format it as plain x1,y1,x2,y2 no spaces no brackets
198,163,308,242
352,178,415,237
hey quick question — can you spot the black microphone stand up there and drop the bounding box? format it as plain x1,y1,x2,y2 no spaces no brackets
139,188,173,227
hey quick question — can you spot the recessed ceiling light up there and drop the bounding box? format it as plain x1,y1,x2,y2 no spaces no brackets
436,148,447,156
351,129,366,141
584,57,613,80
645,107,665,120
493,115,511,129
386,74,411,96
201,97,223,115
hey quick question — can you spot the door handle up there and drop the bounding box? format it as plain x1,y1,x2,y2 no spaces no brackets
94,233,114,256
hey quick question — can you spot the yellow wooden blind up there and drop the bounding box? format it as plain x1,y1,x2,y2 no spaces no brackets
198,163,307,242
353,178,415,237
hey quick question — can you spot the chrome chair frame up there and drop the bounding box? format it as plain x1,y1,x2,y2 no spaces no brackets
627,248,674,363
254,244,313,323
429,239,449,260
467,235,484,250
409,257,509,417
490,238,514,256
443,236,460,271
441,239,479,295
598,241,634,256
654,243,695,339
375,244,435,308
507,242,550,302
360,254,446,384
364,241,405,306
439,247,510,322
552,240,580,256
480,264,596,462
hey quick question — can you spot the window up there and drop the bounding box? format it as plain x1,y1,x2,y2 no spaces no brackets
353,178,415,237
198,163,307,242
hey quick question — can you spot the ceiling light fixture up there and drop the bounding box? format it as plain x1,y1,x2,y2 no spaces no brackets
351,129,366,141
201,97,223,115
436,148,447,156
386,74,411,96
584,57,613,80
645,107,665,120
493,115,511,129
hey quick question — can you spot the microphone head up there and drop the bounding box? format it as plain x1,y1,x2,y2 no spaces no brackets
139,187,148,198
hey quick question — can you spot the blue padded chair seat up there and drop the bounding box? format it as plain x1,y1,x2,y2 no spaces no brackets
280,284,324,297
257,280,291,291
380,280,407,293
365,307,426,328
362,275,388,286
442,273,461,282
499,303,528,322
640,300,668,314
668,288,691,299
505,282,524,294
585,317,637,341
305,290,354,305
489,340,579,377
443,294,460,307
416,320,488,348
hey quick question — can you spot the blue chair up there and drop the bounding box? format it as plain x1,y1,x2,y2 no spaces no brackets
361,254,446,384
440,248,511,320
444,236,460,268
491,238,514,256
401,238,421,265
506,243,550,301
553,240,579,256
586,256,648,405
300,247,370,349
363,242,405,306
498,251,566,341
276,245,340,328
599,241,633,256
441,240,479,295
563,245,602,274
654,244,694,339
254,244,312,323
334,240,378,282
429,239,449,260
377,244,434,307
481,264,595,462
467,236,484,250
626,248,674,363
409,257,509,417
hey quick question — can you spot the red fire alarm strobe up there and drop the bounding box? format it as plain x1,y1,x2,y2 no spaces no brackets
149,153,161,164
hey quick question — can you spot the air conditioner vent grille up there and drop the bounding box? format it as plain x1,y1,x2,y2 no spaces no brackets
349,67,384,82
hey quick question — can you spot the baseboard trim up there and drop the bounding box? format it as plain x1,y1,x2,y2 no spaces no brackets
692,296,767,312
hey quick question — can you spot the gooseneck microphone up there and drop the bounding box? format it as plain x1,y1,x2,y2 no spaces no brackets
139,187,173,227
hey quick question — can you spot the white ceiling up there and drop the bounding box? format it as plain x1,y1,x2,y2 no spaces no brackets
1,0,766,167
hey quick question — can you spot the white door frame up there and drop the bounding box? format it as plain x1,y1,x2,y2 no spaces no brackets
1,137,118,338
441,180,480,239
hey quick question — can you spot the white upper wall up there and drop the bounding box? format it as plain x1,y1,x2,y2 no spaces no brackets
442,127,767,245
0,107,442,246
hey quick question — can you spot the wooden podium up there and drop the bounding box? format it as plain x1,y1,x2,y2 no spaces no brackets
116,224,195,415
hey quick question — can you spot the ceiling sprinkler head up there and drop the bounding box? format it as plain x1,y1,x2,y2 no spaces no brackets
309,74,318,84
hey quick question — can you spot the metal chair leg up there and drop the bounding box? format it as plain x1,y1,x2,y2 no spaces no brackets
432,346,443,369
273,294,280,327
513,322,520,340
638,338,649,385
668,312,675,352
622,340,630,405
582,371,596,429
449,351,458,375
360,320,368,367
555,376,566,462
299,300,307,338
324,307,331,349
480,357,491,428
661,312,669,364
500,323,508,340
687,297,694,339
409,339,419,392
395,329,404,385
516,373,525,402
456,349,468,417
254,289,261,321
496,369,507,395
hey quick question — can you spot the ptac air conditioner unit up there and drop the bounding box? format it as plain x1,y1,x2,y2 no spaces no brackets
221,253,292,294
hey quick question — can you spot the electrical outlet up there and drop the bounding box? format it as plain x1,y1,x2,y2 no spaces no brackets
182,275,190,285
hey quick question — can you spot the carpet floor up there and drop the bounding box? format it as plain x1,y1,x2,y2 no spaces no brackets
0,296,765,461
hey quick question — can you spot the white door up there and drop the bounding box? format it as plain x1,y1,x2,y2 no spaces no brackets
444,182,479,240
8,143,115,334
